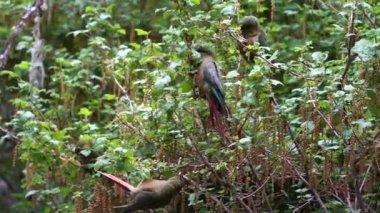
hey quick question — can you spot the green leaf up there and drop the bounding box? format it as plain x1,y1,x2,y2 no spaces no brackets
353,118,372,130
25,190,39,198
309,67,326,76
318,140,340,151
319,100,331,109
43,187,61,195
179,80,193,93
343,85,355,91
239,137,252,146
12,99,29,108
368,105,380,117
342,127,353,140
154,75,171,89
104,94,117,101
80,149,92,157
0,70,19,79
311,51,328,63
18,111,35,121
352,39,376,61
78,107,93,117
221,5,235,15
80,134,92,142
94,156,112,170
99,12,111,20
117,28,126,35
67,30,89,37
133,79,147,85
85,6,96,13
15,61,30,71
270,79,284,86
226,70,239,78
135,28,149,36
301,121,315,133
191,0,200,5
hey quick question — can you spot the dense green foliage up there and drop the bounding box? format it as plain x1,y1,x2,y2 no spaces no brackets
0,0,379,212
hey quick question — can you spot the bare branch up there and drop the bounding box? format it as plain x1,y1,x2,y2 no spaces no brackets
210,195,232,213
241,167,279,199
292,198,312,213
340,7,356,88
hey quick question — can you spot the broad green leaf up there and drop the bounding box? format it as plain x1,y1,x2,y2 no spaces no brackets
226,70,239,78
78,107,93,117
104,94,117,101
353,118,372,129
67,30,89,37
311,51,328,63
221,5,234,15
179,80,192,93
154,75,171,89
80,149,92,157
15,61,30,71
270,79,284,86
191,0,200,5
25,190,39,198
135,28,149,36
0,70,19,79
352,39,376,61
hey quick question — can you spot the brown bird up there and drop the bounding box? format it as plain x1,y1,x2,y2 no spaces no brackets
99,172,185,213
239,16,268,62
193,45,229,142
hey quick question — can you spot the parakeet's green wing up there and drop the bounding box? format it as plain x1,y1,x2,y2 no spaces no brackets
202,60,227,115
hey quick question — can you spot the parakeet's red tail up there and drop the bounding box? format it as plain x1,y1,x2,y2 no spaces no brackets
99,172,136,192
208,98,229,144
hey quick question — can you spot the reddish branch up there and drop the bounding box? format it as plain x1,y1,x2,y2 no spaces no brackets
0,0,44,70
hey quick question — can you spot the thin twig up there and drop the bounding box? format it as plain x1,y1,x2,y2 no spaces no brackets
242,164,275,213
359,164,372,192
113,76,127,94
235,109,251,138
241,167,278,199
358,5,377,28
113,76,134,113
237,197,253,213
210,195,232,213
284,158,328,213
292,198,313,213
